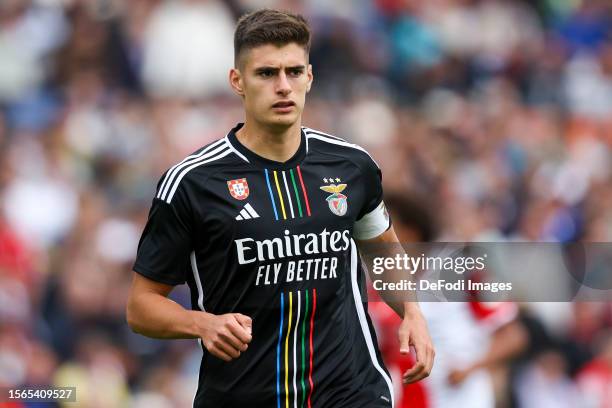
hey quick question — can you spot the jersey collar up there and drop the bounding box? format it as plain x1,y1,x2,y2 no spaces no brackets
226,123,307,170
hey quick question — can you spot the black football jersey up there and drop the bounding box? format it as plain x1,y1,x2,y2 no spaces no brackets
134,123,394,408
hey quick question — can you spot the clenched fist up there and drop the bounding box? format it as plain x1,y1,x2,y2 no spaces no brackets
196,312,253,362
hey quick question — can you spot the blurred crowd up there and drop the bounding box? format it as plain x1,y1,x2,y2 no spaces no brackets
0,0,611,406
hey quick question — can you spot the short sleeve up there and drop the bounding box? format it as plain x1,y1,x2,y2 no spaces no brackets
133,186,193,285
353,154,390,240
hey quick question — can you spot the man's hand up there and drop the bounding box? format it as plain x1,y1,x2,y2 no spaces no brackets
356,226,435,383
447,366,473,386
399,308,435,384
197,312,253,362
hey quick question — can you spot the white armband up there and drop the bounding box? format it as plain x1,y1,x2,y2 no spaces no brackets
353,201,390,240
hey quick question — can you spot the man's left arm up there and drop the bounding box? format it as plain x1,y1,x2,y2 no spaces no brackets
357,226,435,384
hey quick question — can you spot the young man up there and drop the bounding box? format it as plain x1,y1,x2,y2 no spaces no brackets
127,9,433,407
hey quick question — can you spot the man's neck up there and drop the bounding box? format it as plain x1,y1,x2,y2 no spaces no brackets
236,120,302,163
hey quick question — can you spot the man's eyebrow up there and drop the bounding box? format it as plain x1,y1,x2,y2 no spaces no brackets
254,66,279,72
253,65,306,72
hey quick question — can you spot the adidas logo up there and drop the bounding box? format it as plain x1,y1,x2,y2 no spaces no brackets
236,203,260,221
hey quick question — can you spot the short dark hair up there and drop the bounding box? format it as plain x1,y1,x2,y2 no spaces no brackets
384,193,438,242
234,9,311,67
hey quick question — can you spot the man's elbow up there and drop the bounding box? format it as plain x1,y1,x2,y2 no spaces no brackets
125,296,144,334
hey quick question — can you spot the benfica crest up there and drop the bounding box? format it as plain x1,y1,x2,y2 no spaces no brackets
227,178,249,200
320,181,348,216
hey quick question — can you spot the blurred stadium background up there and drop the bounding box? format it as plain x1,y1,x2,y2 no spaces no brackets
0,0,611,406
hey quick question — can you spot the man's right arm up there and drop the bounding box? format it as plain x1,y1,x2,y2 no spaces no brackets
126,273,252,361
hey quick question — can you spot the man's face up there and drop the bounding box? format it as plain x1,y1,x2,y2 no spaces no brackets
230,43,313,129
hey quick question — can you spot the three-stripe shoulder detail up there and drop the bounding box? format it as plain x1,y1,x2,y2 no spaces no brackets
157,139,232,203
302,127,346,142
303,128,379,168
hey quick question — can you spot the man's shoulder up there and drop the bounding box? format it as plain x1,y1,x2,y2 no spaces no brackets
302,126,379,169
155,136,240,203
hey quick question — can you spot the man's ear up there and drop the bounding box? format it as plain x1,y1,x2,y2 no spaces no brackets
229,68,245,96
306,64,313,93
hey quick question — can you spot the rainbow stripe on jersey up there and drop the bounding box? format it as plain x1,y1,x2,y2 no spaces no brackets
265,166,312,221
276,289,317,408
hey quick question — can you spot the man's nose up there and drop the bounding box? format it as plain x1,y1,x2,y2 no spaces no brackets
275,71,291,95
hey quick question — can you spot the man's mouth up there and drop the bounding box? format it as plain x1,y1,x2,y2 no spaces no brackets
272,101,295,108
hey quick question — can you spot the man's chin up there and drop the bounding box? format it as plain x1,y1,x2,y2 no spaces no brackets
266,114,299,128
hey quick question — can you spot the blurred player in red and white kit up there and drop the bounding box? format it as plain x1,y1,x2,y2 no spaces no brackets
576,332,612,408
369,194,528,407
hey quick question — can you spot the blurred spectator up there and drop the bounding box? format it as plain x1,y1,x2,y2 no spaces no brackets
0,0,67,102
516,349,584,408
141,0,235,99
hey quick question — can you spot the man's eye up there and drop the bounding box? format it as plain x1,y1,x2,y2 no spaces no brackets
259,70,274,77
289,69,303,76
